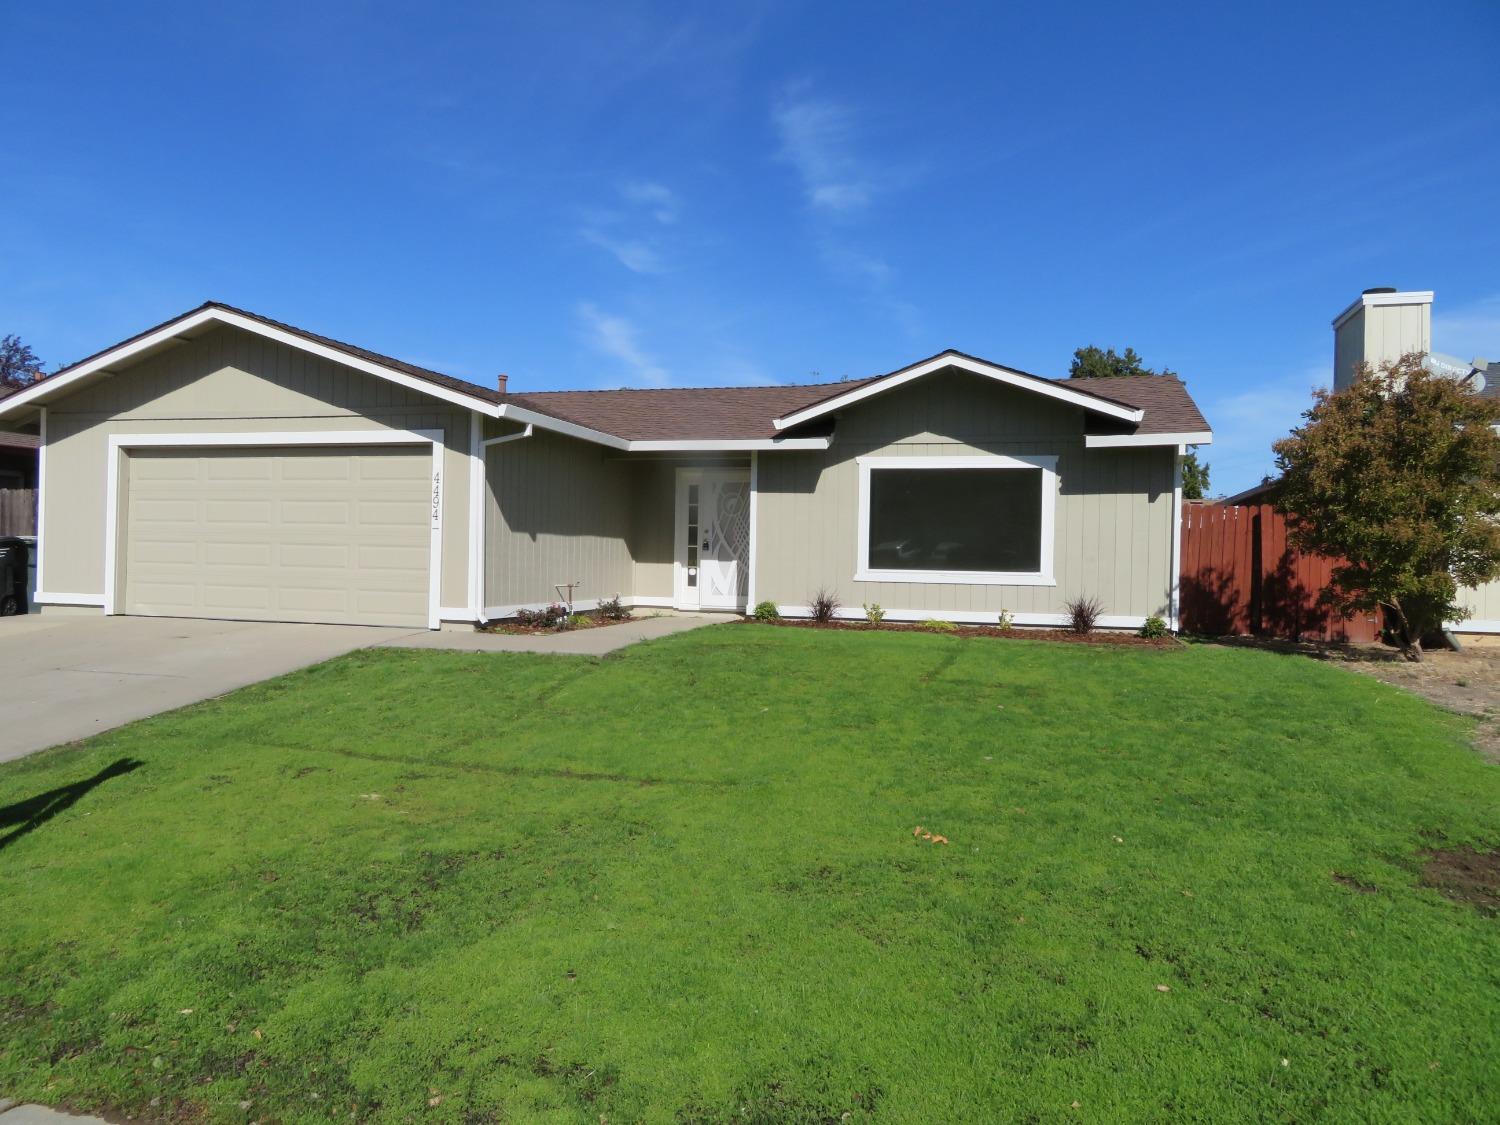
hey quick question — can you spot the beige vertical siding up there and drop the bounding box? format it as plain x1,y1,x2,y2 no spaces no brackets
38,325,475,612
1457,578,1500,632
1333,314,1366,391
628,460,677,599
752,371,1176,622
1365,301,1429,369
482,424,634,611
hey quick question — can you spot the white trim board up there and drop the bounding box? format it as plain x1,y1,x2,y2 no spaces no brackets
1085,430,1212,449
101,428,445,630
1169,450,1184,631
1451,619,1500,634
773,352,1144,431
854,453,1058,587
467,413,485,620
774,604,1150,630
1331,290,1433,329
627,437,831,452
33,591,106,607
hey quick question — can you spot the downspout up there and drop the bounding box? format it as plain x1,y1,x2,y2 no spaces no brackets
476,424,534,623
1169,444,1185,632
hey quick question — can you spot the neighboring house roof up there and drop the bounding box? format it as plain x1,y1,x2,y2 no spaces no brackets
0,431,41,450
0,303,1211,449
1482,363,1500,401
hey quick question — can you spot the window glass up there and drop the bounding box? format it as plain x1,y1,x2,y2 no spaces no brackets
686,484,699,585
868,467,1043,573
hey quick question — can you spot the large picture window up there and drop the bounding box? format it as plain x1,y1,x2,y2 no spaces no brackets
855,454,1056,585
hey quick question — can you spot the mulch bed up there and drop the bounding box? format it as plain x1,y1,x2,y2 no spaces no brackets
480,612,636,636
739,618,1176,647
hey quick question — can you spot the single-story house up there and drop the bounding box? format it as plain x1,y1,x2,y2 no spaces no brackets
0,303,1211,630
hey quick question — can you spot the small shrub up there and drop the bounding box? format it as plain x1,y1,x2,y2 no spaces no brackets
1140,614,1169,639
997,609,1014,631
810,588,841,624
921,618,958,632
566,614,591,630
752,600,780,622
597,595,630,621
1065,595,1104,635
863,602,886,625
515,602,569,629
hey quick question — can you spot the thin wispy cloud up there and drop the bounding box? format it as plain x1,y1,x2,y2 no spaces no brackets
579,230,664,275
1200,361,1328,495
1433,293,1500,361
578,303,670,387
620,180,680,225
578,181,682,273
772,87,873,215
771,83,922,337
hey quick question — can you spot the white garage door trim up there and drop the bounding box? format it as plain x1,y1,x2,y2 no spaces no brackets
104,429,445,629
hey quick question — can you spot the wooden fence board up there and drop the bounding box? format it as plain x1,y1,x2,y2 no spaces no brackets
1181,502,1378,642
0,487,35,536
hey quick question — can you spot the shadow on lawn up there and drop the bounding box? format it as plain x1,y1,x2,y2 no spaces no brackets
0,758,142,853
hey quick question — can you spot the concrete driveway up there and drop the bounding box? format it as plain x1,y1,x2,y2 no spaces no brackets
0,615,412,763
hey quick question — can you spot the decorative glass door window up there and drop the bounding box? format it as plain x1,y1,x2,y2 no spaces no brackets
685,483,699,587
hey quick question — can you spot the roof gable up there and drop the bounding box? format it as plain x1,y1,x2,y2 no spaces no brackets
772,350,1146,431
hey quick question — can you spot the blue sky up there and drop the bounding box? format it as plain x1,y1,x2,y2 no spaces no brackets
3,1,1498,492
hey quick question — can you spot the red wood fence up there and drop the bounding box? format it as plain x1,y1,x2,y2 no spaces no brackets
1179,503,1380,642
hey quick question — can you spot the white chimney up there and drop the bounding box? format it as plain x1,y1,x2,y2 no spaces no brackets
1332,288,1432,390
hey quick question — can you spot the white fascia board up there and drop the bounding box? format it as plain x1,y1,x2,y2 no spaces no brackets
496,403,629,449
1085,430,1213,449
625,437,831,451
0,307,502,419
1331,290,1434,329
772,354,1144,431
1448,618,1500,634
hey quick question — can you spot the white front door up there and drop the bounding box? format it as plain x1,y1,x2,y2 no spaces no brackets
675,469,751,611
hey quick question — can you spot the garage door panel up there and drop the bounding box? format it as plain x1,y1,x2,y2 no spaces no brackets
205,457,274,481
123,446,430,627
278,543,352,569
204,542,274,567
281,457,353,481
281,499,352,525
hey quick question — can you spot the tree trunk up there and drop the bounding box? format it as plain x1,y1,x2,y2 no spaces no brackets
1386,600,1424,662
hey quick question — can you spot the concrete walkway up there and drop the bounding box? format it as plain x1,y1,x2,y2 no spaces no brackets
382,612,723,654
0,1102,106,1125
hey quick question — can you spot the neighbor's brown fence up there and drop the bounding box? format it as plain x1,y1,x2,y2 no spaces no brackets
0,487,37,536
1179,502,1380,642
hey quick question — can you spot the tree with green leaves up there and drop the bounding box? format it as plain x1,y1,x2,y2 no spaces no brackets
1272,354,1500,660
1069,344,1210,499
1,335,46,390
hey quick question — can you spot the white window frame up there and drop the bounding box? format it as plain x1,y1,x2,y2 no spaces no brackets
854,453,1057,586
102,429,445,629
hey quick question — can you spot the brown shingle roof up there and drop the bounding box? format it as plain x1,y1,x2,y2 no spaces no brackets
19,305,1211,442
510,366,1208,440
507,380,880,441
1066,374,1210,435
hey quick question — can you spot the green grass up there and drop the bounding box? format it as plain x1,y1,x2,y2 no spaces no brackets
1,627,1497,1122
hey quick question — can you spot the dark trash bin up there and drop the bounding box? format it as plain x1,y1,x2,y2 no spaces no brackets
0,536,29,615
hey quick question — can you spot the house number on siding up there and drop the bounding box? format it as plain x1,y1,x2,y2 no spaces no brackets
431,470,442,528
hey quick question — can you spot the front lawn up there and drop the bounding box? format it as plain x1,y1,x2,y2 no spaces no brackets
1,628,1496,1122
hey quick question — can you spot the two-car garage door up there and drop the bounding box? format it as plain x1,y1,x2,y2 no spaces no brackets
121,446,431,628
